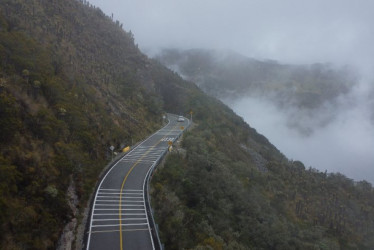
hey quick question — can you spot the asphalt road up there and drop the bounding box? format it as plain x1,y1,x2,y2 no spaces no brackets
86,114,189,250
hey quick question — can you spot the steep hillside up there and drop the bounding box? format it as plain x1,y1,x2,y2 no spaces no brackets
156,49,360,135
0,1,373,249
156,49,357,104
0,0,190,248
153,49,374,249
151,83,374,249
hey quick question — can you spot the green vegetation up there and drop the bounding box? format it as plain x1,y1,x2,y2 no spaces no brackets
156,49,358,105
152,96,374,249
0,0,164,248
0,0,373,249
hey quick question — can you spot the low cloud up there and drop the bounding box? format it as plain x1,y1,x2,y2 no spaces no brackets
89,0,374,183
90,0,374,71
229,79,374,184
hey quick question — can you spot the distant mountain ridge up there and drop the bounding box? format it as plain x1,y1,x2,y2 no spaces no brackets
0,0,198,247
1,1,373,249
156,48,359,134
156,48,357,103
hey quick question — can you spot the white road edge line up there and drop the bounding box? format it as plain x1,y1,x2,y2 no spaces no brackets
95,204,145,207
95,200,144,203
99,189,142,191
96,196,143,199
93,213,146,216
87,115,189,249
91,223,148,227
142,114,189,250
93,218,147,221
86,118,172,250
98,192,143,195
94,208,145,211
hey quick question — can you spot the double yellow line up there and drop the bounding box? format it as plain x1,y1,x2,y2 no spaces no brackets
119,125,178,250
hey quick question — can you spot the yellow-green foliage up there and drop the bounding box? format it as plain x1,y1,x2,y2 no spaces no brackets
1,0,373,249
151,93,374,249
0,0,166,248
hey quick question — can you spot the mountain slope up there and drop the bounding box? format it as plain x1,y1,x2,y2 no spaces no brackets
0,0,172,248
156,49,357,103
0,1,373,249
155,48,359,135
153,53,374,248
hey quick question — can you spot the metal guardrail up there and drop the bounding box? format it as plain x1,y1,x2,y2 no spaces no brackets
82,146,136,249
83,120,171,250
83,115,190,250
144,116,190,250
144,149,167,250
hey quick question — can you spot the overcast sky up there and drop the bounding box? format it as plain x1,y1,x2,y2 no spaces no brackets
89,0,374,183
90,0,374,72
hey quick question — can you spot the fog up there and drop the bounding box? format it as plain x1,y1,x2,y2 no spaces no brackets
89,0,374,183
227,81,374,184
89,0,374,69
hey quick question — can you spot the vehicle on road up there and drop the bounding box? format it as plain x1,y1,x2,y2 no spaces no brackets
177,116,185,122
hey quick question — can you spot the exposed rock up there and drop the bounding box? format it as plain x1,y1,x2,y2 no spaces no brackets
57,218,77,250
240,144,268,172
56,178,79,250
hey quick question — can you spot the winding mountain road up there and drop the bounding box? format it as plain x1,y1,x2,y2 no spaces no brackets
85,114,189,250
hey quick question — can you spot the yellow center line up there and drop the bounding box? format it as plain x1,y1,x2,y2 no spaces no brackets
119,124,179,250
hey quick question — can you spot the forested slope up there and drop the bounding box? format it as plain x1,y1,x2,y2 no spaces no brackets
156,49,361,135
0,0,190,248
152,106,374,249
0,0,373,249
156,48,357,105
153,30,374,250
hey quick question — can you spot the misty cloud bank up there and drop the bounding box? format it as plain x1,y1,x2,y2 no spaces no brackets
156,48,374,184
88,0,374,183
228,79,374,184
90,0,374,70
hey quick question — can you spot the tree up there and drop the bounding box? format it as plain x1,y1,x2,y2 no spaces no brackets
0,93,21,143
22,69,29,84
32,80,41,98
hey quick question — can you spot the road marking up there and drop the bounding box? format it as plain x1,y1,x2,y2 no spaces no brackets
119,124,180,250
93,218,146,221
160,137,175,141
97,208,145,210
97,193,142,196
86,136,153,250
98,196,143,199
98,192,142,195
87,118,182,250
120,159,156,164
96,204,144,207
100,194,143,198
96,201,144,204
90,228,149,234
86,117,187,250
92,223,148,227
93,213,146,216
97,204,144,207
119,146,156,250
96,200,144,203
100,189,142,191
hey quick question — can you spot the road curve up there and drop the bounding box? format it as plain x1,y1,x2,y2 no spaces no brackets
85,114,189,250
